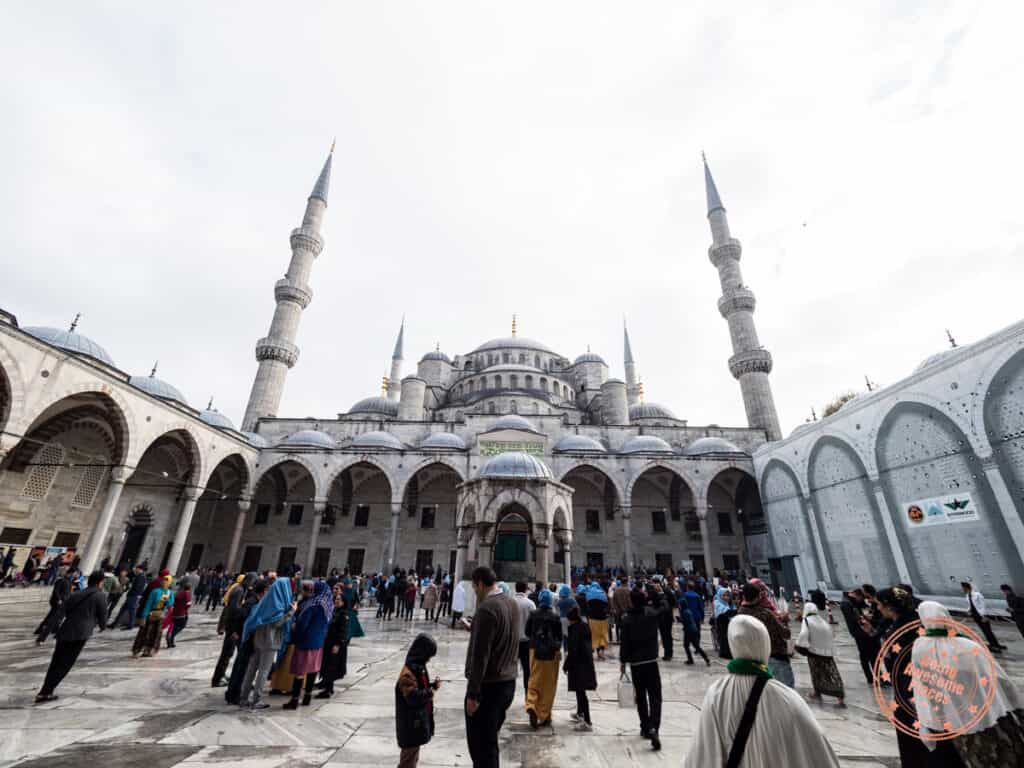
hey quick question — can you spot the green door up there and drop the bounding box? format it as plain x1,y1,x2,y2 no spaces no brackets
495,532,527,562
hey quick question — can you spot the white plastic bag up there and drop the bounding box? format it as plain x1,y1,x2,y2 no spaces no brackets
617,671,634,708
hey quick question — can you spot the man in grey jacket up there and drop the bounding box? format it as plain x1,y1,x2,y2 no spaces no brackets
36,571,108,703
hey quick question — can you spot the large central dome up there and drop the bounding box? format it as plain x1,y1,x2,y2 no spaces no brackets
472,336,554,354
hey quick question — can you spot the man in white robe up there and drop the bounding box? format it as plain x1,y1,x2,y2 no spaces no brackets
684,614,840,768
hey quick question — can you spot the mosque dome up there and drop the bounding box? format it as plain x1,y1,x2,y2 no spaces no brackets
480,452,552,480
486,414,542,433
199,408,236,430
553,435,606,453
789,422,817,438
419,432,467,451
629,402,677,420
242,432,270,448
573,351,606,365
472,336,554,354
621,435,675,454
915,349,958,372
351,431,405,450
348,396,400,417
420,349,452,364
24,326,116,367
278,429,336,449
129,374,188,406
683,437,745,456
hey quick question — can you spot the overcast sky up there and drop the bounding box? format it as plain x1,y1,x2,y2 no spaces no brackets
4,2,1023,435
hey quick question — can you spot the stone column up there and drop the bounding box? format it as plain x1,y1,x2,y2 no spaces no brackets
801,493,832,586
696,498,715,577
870,483,912,585
387,502,401,571
621,504,633,573
307,500,327,575
562,533,573,583
477,525,494,568
166,488,201,576
225,499,250,572
454,529,469,581
534,524,550,584
981,461,1024,567
81,466,131,574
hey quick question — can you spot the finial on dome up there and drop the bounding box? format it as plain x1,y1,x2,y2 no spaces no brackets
810,406,817,422
638,379,645,404
511,314,517,337
68,313,81,333
330,137,336,154
207,397,214,410
381,373,390,397
150,361,159,378
946,329,958,348
436,342,441,352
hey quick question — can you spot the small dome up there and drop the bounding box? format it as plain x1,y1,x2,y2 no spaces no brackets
24,326,116,367
278,429,336,449
915,349,958,372
472,337,554,354
553,435,606,453
573,351,606,365
630,402,677,420
683,437,745,456
487,414,541,433
351,431,405,450
790,422,817,438
480,452,552,479
200,408,236,431
349,396,400,417
622,435,675,454
242,431,269,448
420,350,452,364
129,374,188,406
420,432,467,450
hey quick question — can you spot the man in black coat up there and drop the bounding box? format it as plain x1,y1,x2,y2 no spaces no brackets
35,571,108,703
620,588,666,751
839,588,881,685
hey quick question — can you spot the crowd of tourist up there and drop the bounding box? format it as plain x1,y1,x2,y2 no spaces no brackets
21,554,1024,767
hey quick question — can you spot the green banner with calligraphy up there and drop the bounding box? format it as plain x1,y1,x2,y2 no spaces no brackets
479,440,545,457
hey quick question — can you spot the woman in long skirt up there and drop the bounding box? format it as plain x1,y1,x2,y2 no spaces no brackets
317,587,349,698
284,581,333,708
797,602,845,705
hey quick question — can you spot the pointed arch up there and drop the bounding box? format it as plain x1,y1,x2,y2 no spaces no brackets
397,457,465,503
324,455,395,501
0,338,27,441
557,461,624,502
254,454,322,500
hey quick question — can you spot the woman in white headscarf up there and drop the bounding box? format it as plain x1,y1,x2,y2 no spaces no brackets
684,614,840,768
796,602,845,706
911,601,1024,767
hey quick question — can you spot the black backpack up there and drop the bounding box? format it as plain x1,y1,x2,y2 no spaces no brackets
533,614,559,660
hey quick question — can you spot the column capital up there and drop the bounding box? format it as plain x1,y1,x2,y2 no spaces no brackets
181,486,202,503
619,504,632,520
110,465,132,483
980,456,1000,473
390,502,402,516
313,499,328,514
237,498,252,512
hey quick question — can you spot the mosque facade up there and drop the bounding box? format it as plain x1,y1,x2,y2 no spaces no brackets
0,149,786,583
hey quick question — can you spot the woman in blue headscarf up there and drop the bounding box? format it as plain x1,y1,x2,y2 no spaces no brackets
586,583,610,659
284,580,334,709
238,578,295,709
524,589,563,728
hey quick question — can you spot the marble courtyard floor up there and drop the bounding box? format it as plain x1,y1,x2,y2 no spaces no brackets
1,596,1022,768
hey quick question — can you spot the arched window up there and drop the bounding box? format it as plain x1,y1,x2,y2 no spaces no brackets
510,374,519,388
525,375,533,388
510,400,518,413
519,353,526,364
487,402,496,414
535,354,541,368
532,402,540,414
502,353,510,363
540,377,547,391
21,442,65,501
494,375,502,388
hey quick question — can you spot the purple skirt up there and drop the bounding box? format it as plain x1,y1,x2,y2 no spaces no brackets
290,647,323,676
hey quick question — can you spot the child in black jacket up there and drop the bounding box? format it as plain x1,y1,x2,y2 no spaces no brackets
395,633,440,768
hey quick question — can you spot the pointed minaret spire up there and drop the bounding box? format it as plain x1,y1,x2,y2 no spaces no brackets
310,142,333,204
242,148,331,431
623,318,639,406
387,317,404,401
68,313,81,333
704,155,782,440
703,152,725,215
150,361,159,378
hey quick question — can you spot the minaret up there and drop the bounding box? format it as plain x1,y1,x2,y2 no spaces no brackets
387,317,404,401
241,146,332,431
703,155,782,441
623,319,640,406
